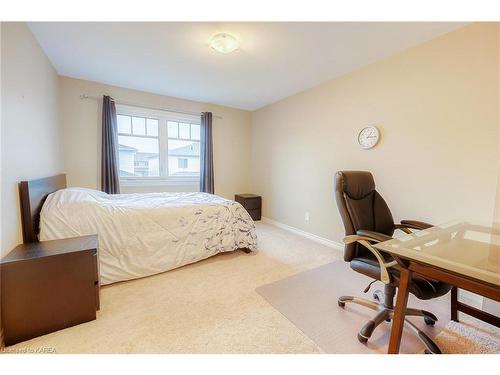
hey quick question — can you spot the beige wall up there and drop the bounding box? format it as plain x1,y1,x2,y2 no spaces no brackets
485,24,500,315
494,25,500,223
251,23,500,244
59,76,252,200
1,22,64,255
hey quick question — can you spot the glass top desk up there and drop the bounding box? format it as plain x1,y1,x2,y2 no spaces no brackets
373,221,500,354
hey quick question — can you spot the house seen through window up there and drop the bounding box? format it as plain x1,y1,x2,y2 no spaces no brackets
167,121,200,176
116,106,201,181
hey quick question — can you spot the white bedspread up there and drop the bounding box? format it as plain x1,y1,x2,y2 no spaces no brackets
39,188,257,285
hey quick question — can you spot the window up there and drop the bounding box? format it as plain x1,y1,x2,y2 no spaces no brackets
116,105,201,184
167,121,201,177
117,115,159,177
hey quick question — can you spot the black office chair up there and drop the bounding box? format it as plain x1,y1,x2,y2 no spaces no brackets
334,171,452,354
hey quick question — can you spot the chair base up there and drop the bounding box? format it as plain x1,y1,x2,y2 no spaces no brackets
338,293,441,354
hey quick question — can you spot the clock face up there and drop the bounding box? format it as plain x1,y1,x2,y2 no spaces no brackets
358,126,380,149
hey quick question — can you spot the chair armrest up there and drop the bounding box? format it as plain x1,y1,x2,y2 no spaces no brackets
400,220,433,230
356,229,393,243
343,234,397,284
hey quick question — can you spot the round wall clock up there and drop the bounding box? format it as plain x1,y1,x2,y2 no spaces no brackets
357,126,380,149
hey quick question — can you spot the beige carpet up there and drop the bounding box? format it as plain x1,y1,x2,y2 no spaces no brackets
5,222,497,354
6,222,340,353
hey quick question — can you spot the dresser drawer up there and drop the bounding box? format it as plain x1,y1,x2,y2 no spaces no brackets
0,235,99,346
235,194,262,221
235,194,262,209
243,197,261,210
1,250,97,345
247,208,261,221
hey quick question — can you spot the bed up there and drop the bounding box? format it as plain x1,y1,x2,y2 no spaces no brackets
19,174,257,285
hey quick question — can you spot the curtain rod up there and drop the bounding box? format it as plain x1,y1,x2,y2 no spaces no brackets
79,94,223,119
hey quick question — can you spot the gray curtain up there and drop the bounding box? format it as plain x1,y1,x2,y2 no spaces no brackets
101,95,120,194
200,112,214,194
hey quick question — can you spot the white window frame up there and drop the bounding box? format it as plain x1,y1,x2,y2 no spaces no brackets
116,104,201,187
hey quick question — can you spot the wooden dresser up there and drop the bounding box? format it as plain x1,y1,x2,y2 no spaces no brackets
0,235,100,346
235,194,262,221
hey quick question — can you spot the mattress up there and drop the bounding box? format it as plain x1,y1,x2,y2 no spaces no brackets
39,188,257,284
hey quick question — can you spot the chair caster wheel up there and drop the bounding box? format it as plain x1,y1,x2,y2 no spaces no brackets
424,316,436,326
357,333,368,344
338,301,345,308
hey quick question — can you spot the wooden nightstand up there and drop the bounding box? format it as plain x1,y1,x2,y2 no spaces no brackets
235,194,262,221
0,235,100,346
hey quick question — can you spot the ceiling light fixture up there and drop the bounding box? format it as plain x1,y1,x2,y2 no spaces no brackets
209,33,239,54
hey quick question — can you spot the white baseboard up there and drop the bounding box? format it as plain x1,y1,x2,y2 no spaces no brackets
261,216,344,251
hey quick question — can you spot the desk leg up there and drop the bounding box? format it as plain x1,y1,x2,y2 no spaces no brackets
451,286,458,322
388,267,412,354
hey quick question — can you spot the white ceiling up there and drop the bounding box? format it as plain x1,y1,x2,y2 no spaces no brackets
28,22,467,110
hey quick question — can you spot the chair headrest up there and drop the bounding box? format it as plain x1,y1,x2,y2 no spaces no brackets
335,171,375,199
